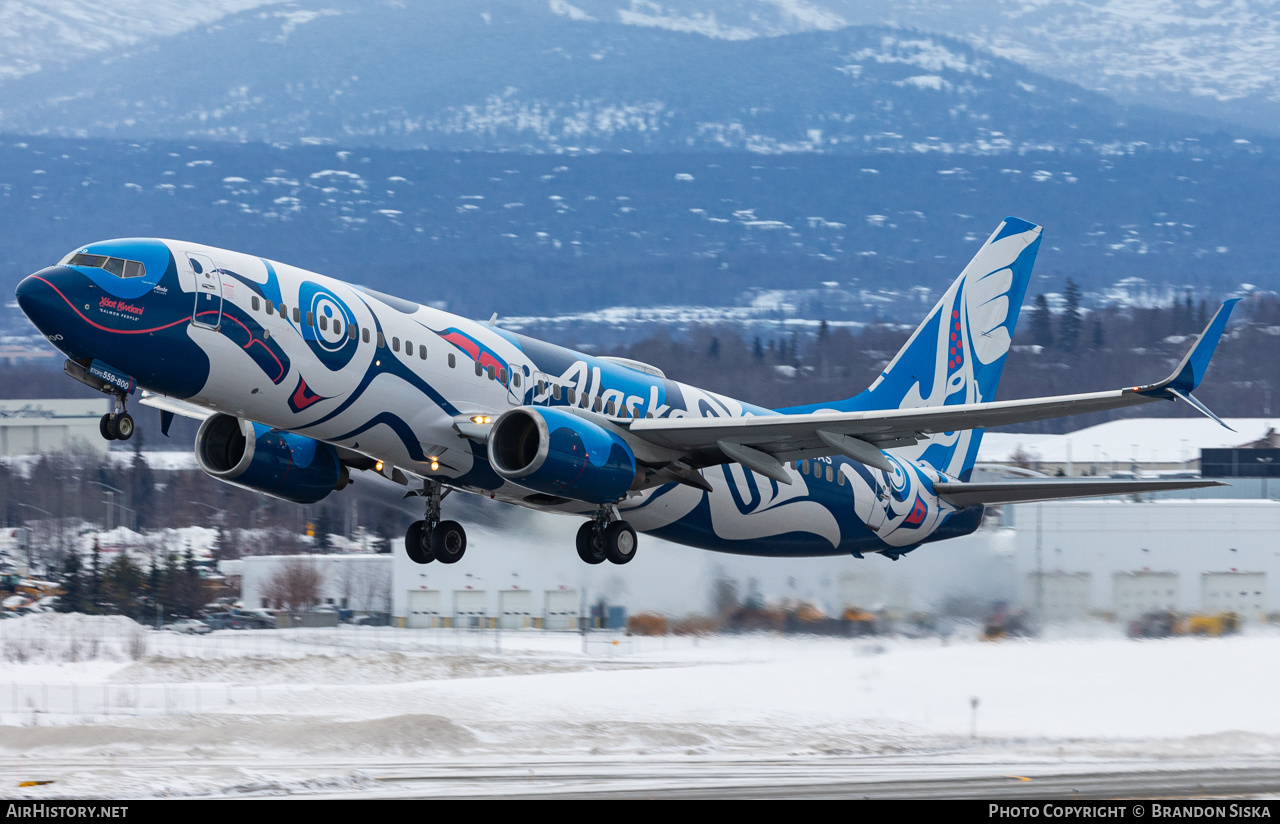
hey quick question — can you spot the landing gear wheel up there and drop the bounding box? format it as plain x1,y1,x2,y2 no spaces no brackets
576,521,606,564
432,520,467,564
603,521,637,565
113,412,134,441
100,414,117,441
404,520,434,564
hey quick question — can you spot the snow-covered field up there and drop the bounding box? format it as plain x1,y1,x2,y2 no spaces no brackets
2,613,1279,798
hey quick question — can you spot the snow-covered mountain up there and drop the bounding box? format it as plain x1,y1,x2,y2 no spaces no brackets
1,0,1275,135
0,0,1240,152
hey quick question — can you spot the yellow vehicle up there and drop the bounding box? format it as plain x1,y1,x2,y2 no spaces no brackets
1186,612,1241,637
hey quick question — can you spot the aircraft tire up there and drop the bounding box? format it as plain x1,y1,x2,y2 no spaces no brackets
113,412,135,441
100,414,117,441
603,521,637,565
575,521,606,564
404,520,434,564
432,520,467,564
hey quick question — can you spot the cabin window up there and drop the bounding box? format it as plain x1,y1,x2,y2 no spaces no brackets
474,361,483,377
306,311,315,327
801,461,809,475
265,300,274,316
837,471,845,486
404,338,412,354
278,304,286,319
376,332,385,348
487,365,496,380
498,368,507,383
537,380,546,394
293,308,301,324
251,296,261,312
263,328,271,340
392,336,400,352
332,319,341,336
606,400,617,416
826,466,834,482
349,325,358,340
567,389,576,404
318,315,328,331
419,345,427,360
552,384,561,400
448,353,456,368
512,373,520,387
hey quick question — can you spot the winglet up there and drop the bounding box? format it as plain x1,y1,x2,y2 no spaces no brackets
1137,299,1239,428
1164,299,1239,394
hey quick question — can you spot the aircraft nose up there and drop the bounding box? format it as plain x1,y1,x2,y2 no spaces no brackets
16,266,74,336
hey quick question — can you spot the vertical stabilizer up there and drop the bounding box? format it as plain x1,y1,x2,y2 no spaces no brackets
782,216,1043,480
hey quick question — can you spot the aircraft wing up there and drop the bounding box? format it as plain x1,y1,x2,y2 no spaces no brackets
624,300,1239,481
932,478,1228,506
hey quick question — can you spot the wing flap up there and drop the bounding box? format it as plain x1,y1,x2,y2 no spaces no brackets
933,478,1228,507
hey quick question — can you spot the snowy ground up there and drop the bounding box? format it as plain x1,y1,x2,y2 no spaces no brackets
2,614,1279,798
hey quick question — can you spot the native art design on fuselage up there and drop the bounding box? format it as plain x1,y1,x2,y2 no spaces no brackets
17,219,1066,561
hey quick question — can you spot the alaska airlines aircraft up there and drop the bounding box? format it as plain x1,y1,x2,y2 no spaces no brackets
15,217,1234,565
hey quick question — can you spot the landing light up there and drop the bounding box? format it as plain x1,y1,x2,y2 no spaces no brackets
374,460,384,472
430,457,440,471
470,415,491,425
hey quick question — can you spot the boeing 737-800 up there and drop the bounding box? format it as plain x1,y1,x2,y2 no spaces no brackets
15,217,1234,565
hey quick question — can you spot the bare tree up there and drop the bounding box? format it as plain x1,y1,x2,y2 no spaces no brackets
261,557,325,614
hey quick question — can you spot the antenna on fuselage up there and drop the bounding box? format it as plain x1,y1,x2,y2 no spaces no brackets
487,312,498,325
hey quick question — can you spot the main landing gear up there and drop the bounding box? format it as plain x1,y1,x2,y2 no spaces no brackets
404,480,467,565
576,506,637,565
99,395,134,442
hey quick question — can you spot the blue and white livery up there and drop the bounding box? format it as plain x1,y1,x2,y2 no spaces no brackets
15,217,1234,565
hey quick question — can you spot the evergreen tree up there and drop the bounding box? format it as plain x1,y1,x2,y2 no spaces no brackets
1030,294,1055,349
1058,279,1082,352
1091,316,1105,350
88,538,102,615
56,550,86,614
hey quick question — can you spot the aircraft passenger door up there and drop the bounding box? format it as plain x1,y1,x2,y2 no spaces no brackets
187,253,223,330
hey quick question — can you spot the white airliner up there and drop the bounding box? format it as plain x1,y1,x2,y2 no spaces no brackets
16,217,1234,565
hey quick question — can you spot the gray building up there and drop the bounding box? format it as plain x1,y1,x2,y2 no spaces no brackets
0,399,110,456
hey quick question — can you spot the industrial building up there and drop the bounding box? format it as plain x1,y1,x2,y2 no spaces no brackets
0,399,110,456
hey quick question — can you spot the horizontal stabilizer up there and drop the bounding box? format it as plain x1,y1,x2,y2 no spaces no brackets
934,478,1228,507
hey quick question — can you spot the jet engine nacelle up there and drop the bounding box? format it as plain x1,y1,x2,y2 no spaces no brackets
195,414,349,505
488,406,637,504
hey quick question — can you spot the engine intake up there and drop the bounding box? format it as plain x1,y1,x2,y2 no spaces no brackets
195,414,348,504
488,406,637,504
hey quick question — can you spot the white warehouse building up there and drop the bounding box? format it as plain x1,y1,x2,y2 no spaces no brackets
1008,499,1280,622
0,399,110,456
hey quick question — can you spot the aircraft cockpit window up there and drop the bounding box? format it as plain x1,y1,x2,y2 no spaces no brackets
68,253,146,278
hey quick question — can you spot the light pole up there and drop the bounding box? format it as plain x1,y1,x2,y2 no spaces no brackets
1258,456,1274,500
189,501,228,562
90,481,131,531
15,503,51,573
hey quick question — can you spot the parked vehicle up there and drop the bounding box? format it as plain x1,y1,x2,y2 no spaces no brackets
163,619,212,635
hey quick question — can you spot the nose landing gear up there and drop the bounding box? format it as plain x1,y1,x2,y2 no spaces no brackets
99,410,134,441
404,480,467,565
